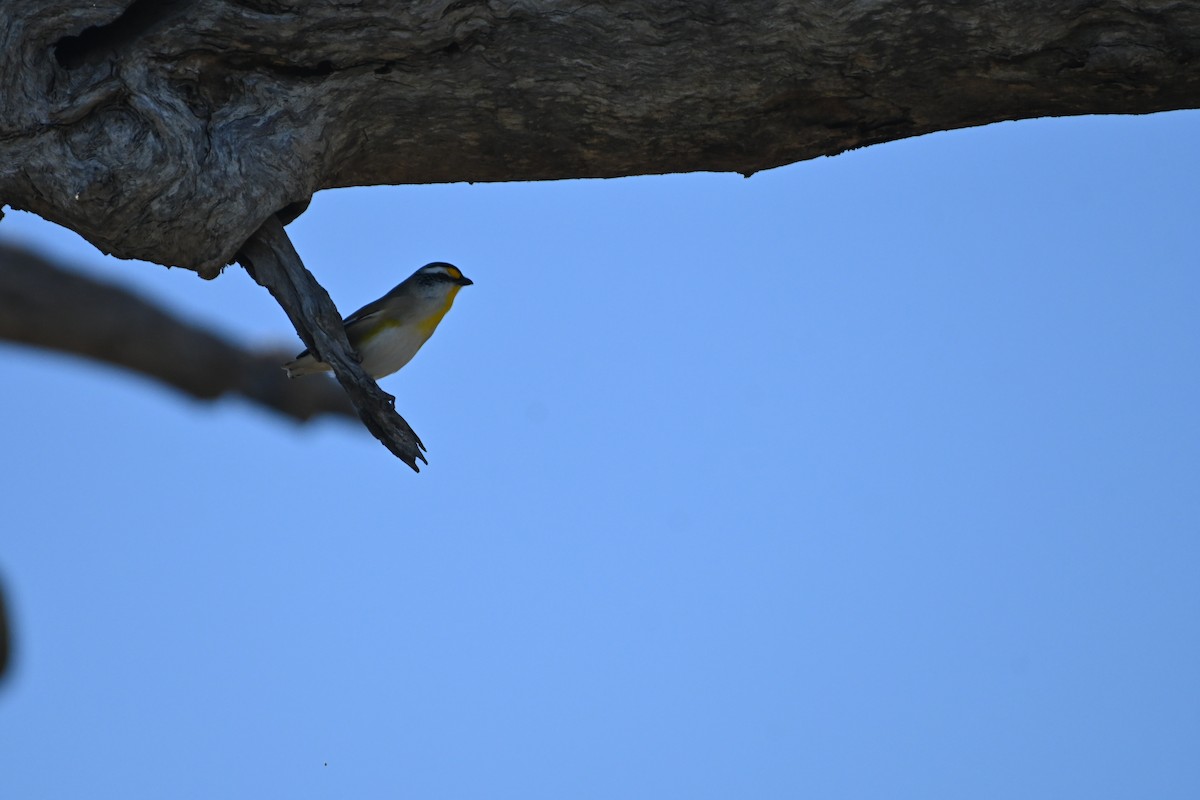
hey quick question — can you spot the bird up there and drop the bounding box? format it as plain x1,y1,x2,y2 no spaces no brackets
284,262,473,379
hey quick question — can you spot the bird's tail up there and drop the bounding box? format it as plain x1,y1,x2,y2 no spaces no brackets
283,352,330,378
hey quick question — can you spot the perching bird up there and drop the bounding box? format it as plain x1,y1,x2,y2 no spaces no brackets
284,262,473,379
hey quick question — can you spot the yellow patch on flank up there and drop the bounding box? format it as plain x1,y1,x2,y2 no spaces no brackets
363,318,397,340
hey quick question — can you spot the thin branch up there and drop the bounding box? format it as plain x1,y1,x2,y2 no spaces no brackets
236,215,427,471
0,240,356,422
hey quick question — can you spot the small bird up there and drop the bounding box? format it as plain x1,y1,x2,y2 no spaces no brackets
285,262,473,379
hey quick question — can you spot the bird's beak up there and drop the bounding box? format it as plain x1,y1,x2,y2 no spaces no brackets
457,276,474,286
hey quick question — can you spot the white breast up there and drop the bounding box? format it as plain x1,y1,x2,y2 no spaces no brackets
358,323,435,379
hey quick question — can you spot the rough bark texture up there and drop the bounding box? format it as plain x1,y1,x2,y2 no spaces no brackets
0,240,356,422
1,1,1197,277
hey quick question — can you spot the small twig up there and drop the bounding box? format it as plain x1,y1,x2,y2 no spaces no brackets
237,214,427,471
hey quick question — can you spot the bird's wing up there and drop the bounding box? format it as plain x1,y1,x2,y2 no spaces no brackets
292,290,421,357
342,296,390,327
343,292,429,346
290,298,388,359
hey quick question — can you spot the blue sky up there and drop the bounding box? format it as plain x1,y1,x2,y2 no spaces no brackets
1,110,1198,799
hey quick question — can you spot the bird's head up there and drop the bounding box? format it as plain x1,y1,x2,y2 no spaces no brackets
412,262,473,288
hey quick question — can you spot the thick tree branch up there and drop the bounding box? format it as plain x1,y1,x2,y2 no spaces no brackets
236,216,427,470
1,1,1197,275
0,240,355,423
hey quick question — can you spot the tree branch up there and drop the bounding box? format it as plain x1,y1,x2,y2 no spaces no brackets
236,216,427,471
0,578,10,685
2,1,1197,275
0,240,356,423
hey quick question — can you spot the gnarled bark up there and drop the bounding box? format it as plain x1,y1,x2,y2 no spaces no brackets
2,1,1197,276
